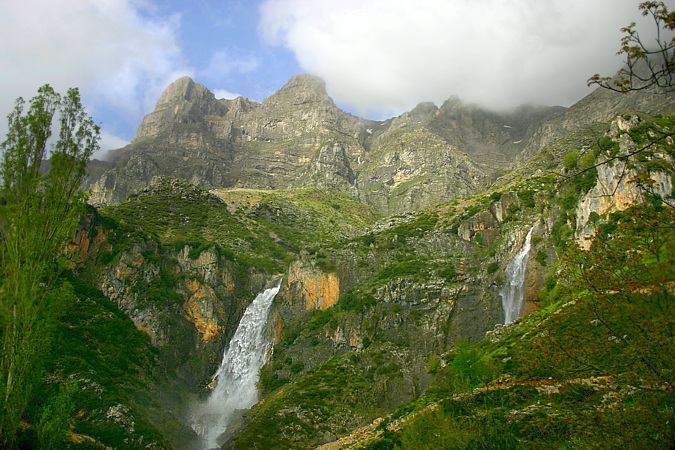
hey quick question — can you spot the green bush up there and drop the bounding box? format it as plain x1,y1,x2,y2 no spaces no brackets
426,354,439,374
340,290,376,312
289,360,305,374
518,190,536,208
306,308,335,331
564,151,579,172
438,264,457,281
487,262,500,274
535,250,547,266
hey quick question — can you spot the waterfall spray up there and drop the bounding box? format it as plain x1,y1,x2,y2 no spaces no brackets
191,283,281,449
500,227,534,324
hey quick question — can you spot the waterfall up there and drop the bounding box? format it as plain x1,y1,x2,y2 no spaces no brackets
191,283,281,449
500,227,534,325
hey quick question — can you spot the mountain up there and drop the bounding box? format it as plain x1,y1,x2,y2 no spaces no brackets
87,74,568,214
25,73,675,449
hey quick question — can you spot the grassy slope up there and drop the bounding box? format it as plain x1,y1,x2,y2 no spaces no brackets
101,181,380,274
330,116,675,449
26,274,196,449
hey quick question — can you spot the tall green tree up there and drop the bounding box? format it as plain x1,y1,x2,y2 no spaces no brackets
0,85,99,447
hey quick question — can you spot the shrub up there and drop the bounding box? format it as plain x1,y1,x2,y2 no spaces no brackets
340,291,376,312
564,151,579,172
438,264,457,281
487,262,500,274
518,190,536,208
306,308,335,332
290,360,305,374
427,354,439,374
535,250,547,266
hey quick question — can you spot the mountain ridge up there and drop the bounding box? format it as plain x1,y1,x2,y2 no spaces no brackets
86,74,579,213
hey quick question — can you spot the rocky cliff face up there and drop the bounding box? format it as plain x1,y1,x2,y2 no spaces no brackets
71,223,271,390
87,74,569,214
575,115,675,249
90,73,674,216
519,82,675,163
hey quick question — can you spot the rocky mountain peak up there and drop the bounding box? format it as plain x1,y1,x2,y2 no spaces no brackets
263,73,334,109
154,76,197,109
133,76,226,142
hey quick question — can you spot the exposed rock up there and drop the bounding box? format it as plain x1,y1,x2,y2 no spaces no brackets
184,279,224,344
87,232,255,389
283,260,340,312
134,76,227,142
519,81,675,163
575,117,674,249
489,191,520,222
458,210,500,243
85,74,571,214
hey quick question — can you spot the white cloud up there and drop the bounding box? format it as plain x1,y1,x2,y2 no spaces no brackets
259,0,651,116
213,89,243,99
96,131,131,160
0,0,191,139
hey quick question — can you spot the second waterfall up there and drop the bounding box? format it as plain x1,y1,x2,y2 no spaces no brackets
191,283,281,449
500,228,534,325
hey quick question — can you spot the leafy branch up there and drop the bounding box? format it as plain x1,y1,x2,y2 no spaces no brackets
588,1,675,93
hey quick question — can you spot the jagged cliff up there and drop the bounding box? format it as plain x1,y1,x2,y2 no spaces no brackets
87,74,571,214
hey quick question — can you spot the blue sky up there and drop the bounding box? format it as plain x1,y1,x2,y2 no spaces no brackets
0,0,658,158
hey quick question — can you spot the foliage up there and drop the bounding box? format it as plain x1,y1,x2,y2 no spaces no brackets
230,352,386,449
432,341,497,395
588,1,675,93
535,249,547,266
516,189,536,208
373,257,430,285
340,290,377,313
437,263,457,281
528,202,675,387
0,85,99,447
306,307,337,331
102,183,381,279
36,381,78,449
361,190,675,450
486,262,500,274
40,274,176,449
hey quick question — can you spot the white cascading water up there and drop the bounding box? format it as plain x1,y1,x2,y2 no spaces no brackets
191,283,281,449
500,227,534,325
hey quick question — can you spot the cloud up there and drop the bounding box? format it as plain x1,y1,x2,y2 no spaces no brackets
96,131,131,160
213,89,243,99
0,0,191,140
260,0,650,116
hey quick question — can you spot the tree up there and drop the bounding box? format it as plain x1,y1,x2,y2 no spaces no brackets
563,2,675,208
588,1,675,93
0,85,99,447
530,203,675,383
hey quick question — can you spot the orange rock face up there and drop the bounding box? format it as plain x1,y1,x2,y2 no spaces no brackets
66,224,110,267
184,279,224,344
286,262,340,311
